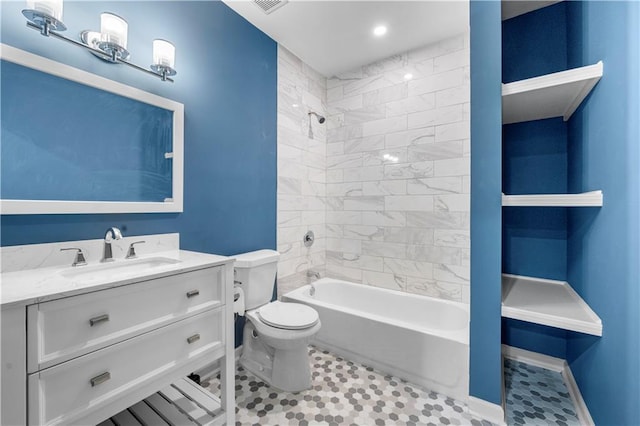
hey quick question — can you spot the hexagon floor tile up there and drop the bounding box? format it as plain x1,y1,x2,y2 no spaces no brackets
503,358,580,426
207,346,495,426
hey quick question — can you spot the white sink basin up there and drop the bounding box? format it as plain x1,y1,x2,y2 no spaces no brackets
60,257,181,280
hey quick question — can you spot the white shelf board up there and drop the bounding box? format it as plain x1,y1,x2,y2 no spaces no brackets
502,190,603,207
502,274,602,336
502,61,603,124
502,1,562,21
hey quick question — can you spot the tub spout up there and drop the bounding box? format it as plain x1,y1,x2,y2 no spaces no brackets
307,270,320,280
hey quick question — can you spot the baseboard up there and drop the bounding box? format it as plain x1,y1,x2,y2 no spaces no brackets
196,345,243,381
501,344,564,372
501,345,594,426
562,360,595,426
468,396,506,426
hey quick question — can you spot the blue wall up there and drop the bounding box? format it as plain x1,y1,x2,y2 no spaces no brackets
565,1,640,424
1,1,277,349
469,0,503,406
0,1,277,257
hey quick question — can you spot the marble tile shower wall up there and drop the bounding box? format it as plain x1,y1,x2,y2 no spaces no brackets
277,46,328,296
324,32,471,302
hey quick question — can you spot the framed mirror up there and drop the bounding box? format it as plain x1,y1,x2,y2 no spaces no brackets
0,44,184,214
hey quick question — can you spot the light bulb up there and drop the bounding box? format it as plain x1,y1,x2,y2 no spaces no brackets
100,12,128,49
26,0,63,21
153,39,175,69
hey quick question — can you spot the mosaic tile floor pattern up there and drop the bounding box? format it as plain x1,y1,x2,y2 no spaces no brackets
208,347,494,426
504,358,580,426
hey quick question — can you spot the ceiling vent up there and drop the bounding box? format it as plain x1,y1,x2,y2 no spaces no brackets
253,0,289,15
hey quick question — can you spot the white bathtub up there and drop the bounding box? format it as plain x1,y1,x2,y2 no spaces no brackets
283,278,469,401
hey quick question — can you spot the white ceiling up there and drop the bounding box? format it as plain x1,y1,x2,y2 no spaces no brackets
222,1,469,77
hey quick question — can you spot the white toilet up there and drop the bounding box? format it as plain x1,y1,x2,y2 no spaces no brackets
234,249,321,392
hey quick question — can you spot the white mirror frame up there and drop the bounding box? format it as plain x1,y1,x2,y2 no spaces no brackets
0,44,184,214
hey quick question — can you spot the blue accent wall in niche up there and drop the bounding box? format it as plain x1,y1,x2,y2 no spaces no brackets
501,1,571,359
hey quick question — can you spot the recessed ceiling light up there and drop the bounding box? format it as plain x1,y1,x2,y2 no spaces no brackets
404,73,413,80
373,25,387,37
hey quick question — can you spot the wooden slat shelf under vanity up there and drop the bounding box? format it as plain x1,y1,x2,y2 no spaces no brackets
98,378,225,426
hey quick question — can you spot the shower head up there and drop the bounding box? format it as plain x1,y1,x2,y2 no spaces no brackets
308,111,326,124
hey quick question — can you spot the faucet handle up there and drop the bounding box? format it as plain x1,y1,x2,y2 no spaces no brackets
60,248,87,267
125,241,146,259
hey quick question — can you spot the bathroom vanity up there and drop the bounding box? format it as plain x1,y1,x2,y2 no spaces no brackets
0,234,235,425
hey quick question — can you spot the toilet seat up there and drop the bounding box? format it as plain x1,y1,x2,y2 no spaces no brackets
256,301,319,330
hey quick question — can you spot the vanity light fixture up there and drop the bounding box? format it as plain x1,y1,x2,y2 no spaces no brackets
21,1,177,82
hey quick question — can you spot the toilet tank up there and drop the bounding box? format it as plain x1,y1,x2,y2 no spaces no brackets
233,249,280,310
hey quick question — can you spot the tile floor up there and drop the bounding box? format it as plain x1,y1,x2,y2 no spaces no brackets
208,346,494,426
503,358,580,426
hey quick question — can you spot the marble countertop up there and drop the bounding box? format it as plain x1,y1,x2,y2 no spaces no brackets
1,250,234,309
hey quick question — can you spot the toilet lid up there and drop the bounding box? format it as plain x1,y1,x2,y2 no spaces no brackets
257,301,319,330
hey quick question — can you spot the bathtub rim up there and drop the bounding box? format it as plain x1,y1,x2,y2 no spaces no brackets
283,277,469,345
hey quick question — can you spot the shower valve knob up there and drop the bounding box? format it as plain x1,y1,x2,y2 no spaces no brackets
303,230,315,247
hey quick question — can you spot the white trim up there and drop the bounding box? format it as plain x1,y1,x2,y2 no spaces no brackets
563,361,595,426
0,43,184,214
502,345,565,372
468,396,506,426
502,345,594,426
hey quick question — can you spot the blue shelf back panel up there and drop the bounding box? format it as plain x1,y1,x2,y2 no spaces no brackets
1,60,173,202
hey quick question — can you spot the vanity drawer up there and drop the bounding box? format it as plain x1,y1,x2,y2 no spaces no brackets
27,266,223,372
28,307,224,426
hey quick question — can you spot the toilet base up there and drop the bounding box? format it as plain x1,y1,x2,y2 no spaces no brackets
271,345,312,392
240,318,317,393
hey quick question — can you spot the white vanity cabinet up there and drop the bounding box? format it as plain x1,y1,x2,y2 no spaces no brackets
1,248,235,426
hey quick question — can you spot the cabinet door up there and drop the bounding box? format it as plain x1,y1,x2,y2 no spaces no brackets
28,307,225,426
27,266,223,372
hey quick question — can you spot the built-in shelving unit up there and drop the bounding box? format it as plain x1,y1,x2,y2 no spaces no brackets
502,190,603,207
502,61,603,124
501,62,604,205
502,274,603,336
500,5,605,339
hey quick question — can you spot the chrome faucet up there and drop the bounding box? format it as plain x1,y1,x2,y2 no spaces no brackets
102,227,123,262
307,270,320,296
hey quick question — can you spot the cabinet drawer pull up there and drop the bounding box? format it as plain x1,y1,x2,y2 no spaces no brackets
90,371,111,387
186,290,200,298
187,334,200,344
89,314,110,327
